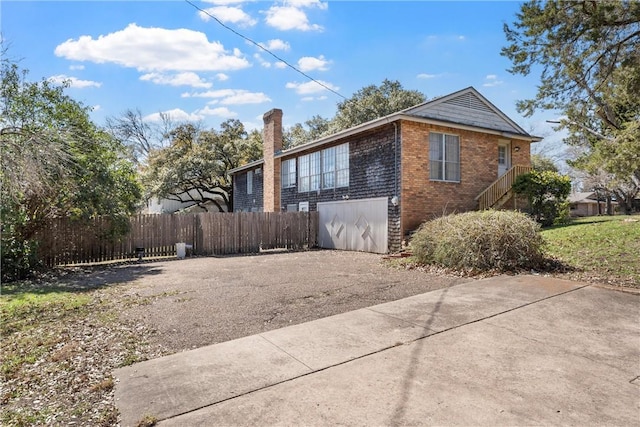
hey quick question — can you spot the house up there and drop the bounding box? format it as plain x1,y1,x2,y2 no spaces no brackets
143,190,228,214
230,87,541,253
568,191,617,217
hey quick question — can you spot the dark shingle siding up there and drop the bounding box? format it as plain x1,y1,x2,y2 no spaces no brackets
233,168,263,212
280,124,402,251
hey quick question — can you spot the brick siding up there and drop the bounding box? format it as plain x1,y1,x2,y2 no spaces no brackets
400,120,531,235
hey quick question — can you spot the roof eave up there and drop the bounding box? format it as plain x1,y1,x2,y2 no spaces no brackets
398,115,541,142
229,158,264,175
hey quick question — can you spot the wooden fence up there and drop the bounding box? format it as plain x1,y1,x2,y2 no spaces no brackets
36,212,319,267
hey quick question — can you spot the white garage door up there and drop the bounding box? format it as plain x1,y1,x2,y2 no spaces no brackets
317,197,388,254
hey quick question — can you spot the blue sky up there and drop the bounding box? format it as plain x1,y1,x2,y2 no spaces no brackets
3,0,563,150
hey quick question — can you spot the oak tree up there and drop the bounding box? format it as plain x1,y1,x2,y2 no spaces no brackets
143,119,262,212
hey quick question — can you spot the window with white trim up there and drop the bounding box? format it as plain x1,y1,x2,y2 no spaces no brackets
498,146,507,166
247,170,253,194
298,151,320,192
322,147,336,189
298,143,349,192
336,143,349,187
281,159,296,188
429,132,460,182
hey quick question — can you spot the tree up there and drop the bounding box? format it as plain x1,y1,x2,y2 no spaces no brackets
283,80,425,149
283,114,331,149
143,119,262,212
106,108,174,164
330,79,426,132
502,0,640,211
513,170,572,226
531,154,559,173
1,55,141,281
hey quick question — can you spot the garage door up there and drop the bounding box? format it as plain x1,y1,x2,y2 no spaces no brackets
317,197,388,254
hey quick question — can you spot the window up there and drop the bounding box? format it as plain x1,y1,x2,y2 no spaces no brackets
309,152,321,191
297,143,349,192
281,159,296,188
247,170,253,194
429,132,460,182
298,152,320,192
322,147,336,189
336,143,349,187
498,146,506,166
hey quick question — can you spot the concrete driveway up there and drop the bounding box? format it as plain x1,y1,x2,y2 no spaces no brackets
114,275,640,426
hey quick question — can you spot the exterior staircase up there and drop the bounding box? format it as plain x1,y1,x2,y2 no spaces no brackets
475,165,532,210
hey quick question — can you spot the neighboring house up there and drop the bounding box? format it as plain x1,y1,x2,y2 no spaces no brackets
143,190,228,214
568,192,617,217
230,87,541,253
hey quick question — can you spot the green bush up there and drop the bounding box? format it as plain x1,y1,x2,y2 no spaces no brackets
512,170,572,226
410,210,545,272
1,202,41,282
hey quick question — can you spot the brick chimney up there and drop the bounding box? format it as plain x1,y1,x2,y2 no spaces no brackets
263,108,283,212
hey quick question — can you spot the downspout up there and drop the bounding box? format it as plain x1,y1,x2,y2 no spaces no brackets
393,122,399,203
392,121,400,252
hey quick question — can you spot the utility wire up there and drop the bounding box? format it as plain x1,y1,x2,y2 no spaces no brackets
184,0,347,101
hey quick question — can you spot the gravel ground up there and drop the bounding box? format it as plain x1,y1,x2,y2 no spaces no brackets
116,249,472,354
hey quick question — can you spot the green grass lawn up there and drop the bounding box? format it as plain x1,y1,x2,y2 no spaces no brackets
541,215,640,286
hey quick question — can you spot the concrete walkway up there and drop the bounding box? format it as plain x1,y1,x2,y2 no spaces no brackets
114,275,640,426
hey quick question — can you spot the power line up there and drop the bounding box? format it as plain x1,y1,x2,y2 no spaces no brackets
183,0,347,101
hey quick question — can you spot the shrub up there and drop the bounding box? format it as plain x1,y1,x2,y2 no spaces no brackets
512,170,572,226
410,210,545,272
1,201,41,282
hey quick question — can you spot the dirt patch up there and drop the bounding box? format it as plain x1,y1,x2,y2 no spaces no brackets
110,250,472,354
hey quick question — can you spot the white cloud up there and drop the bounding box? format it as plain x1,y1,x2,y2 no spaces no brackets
92,105,101,111
69,64,85,71
286,80,338,95
275,61,287,69
220,91,271,105
48,74,102,89
301,95,328,102
259,39,291,51
196,106,237,118
182,89,237,98
216,73,230,81
140,72,212,88
265,6,323,31
483,74,504,87
182,88,271,105
254,53,272,68
297,55,330,72
417,73,445,79
286,0,328,10
54,23,250,72
143,108,203,122
199,6,257,27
